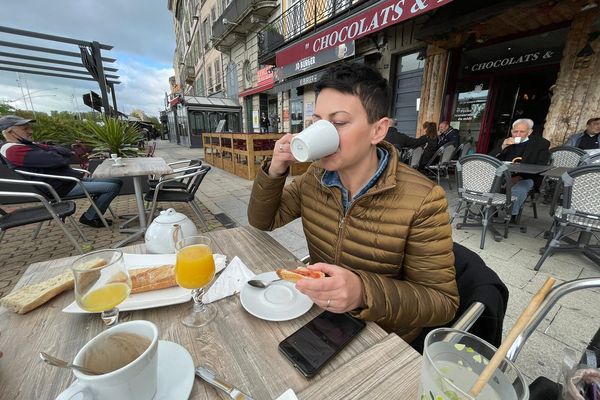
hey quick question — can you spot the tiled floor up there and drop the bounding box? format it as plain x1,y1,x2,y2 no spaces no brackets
2,139,599,385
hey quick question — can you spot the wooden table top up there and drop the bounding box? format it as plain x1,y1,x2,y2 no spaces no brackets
92,157,173,179
0,226,422,399
541,166,572,179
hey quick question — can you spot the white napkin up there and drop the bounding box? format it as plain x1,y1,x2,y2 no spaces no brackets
275,389,298,400
202,256,254,304
213,253,227,273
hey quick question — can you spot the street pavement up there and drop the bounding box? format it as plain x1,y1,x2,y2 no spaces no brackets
1,139,598,386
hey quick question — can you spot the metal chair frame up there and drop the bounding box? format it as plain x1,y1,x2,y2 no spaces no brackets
408,146,423,169
425,144,455,188
0,178,85,253
146,165,211,232
535,165,600,270
451,154,515,249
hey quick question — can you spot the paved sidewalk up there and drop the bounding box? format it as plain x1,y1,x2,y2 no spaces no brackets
155,140,600,384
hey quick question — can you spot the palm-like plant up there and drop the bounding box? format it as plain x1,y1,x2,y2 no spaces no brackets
79,117,143,157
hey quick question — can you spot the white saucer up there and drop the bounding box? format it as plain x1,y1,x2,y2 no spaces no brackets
61,340,194,400
240,271,313,321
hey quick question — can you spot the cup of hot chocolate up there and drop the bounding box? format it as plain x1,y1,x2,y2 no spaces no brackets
56,320,159,400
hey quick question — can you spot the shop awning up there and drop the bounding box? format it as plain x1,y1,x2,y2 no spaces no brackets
238,82,274,98
273,70,325,93
183,95,241,112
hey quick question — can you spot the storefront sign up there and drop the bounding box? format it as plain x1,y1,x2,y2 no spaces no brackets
257,66,275,86
276,0,453,66
463,47,563,74
278,42,355,79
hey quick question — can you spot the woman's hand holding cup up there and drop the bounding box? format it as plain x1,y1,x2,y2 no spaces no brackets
269,133,295,178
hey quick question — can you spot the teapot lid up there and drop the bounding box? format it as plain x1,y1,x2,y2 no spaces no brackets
153,208,188,224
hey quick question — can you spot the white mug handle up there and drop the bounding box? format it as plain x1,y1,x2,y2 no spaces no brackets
56,381,93,400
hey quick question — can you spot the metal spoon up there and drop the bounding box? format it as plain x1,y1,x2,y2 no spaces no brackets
247,278,282,288
39,352,102,375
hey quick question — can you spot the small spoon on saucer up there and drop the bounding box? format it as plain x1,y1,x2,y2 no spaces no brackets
39,352,102,375
247,278,282,289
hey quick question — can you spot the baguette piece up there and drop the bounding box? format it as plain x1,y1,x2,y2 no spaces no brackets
130,264,176,294
0,258,106,314
276,267,325,283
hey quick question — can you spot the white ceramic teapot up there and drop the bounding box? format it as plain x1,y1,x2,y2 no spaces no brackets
144,208,198,253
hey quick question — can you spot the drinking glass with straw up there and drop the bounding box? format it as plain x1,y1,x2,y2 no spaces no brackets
418,276,556,399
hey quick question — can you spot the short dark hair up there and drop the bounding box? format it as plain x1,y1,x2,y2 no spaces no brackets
587,117,600,125
315,63,390,124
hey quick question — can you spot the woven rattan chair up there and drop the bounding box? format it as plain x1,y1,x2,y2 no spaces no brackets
408,146,423,169
451,154,515,249
580,152,600,165
534,165,600,271
540,146,586,204
145,165,211,231
0,178,85,253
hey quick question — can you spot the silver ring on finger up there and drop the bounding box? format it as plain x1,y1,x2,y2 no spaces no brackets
326,298,331,309
279,144,284,151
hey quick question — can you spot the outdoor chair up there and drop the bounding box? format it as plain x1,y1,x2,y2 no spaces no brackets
15,168,112,230
506,277,600,400
145,165,211,232
451,154,515,249
424,144,455,188
0,178,85,254
408,146,423,169
410,242,509,353
447,142,471,174
580,152,600,165
534,164,600,271
540,146,586,204
148,159,202,190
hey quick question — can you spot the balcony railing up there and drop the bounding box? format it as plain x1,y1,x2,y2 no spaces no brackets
213,0,277,48
258,0,354,61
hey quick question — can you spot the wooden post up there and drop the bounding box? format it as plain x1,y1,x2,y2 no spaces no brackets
417,45,450,137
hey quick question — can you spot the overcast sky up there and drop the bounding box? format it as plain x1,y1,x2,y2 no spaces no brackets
0,0,176,117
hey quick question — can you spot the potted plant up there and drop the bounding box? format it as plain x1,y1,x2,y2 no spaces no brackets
79,116,143,157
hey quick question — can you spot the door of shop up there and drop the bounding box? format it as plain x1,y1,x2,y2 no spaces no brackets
392,51,425,136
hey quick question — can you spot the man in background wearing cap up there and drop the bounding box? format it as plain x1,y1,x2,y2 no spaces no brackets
0,115,122,228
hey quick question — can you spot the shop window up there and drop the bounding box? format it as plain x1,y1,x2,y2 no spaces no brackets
399,52,425,73
207,65,214,94
214,59,222,92
450,82,490,149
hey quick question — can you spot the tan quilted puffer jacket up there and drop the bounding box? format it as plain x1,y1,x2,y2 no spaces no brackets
248,141,458,342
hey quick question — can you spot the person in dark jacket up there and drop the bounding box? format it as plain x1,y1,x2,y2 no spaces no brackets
0,115,122,228
437,121,460,148
495,118,550,220
419,121,439,170
564,117,600,150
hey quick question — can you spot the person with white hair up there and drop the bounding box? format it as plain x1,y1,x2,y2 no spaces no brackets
496,118,550,222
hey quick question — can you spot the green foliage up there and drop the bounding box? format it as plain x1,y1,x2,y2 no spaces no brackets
0,103,15,114
79,117,143,157
32,114,85,144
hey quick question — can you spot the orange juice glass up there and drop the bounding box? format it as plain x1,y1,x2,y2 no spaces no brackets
72,249,131,326
175,236,217,327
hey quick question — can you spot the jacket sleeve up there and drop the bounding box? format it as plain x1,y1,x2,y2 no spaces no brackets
247,162,303,231
5,144,71,168
351,185,459,330
565,134,579,147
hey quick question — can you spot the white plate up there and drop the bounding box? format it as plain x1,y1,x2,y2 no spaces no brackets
60,340,194,400
240,271,313,321
63,253,227,314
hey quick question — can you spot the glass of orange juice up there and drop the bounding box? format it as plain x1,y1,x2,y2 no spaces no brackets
175,235,217,327
72,249,131,326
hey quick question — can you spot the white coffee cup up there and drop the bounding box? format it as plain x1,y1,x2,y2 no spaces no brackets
290,119,339,162
56,320,159,400
513,137,522,144
113,157,123,166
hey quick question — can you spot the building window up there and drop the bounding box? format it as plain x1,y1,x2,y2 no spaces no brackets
196,73,205,96
214,58,222,92
211,6,217,24
203,18,211,49
207,65,214,94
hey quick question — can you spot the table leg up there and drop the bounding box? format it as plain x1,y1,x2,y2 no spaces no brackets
113,176,147,248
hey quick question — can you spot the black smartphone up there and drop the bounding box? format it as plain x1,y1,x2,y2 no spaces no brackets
278,311,366,378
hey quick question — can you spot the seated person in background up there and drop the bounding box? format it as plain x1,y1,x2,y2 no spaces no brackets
247,63,458,344
437,121,460,148
384,126,427,150
565,117,600,150
419,121,439,170
496,118,550,222
0,115,122,228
